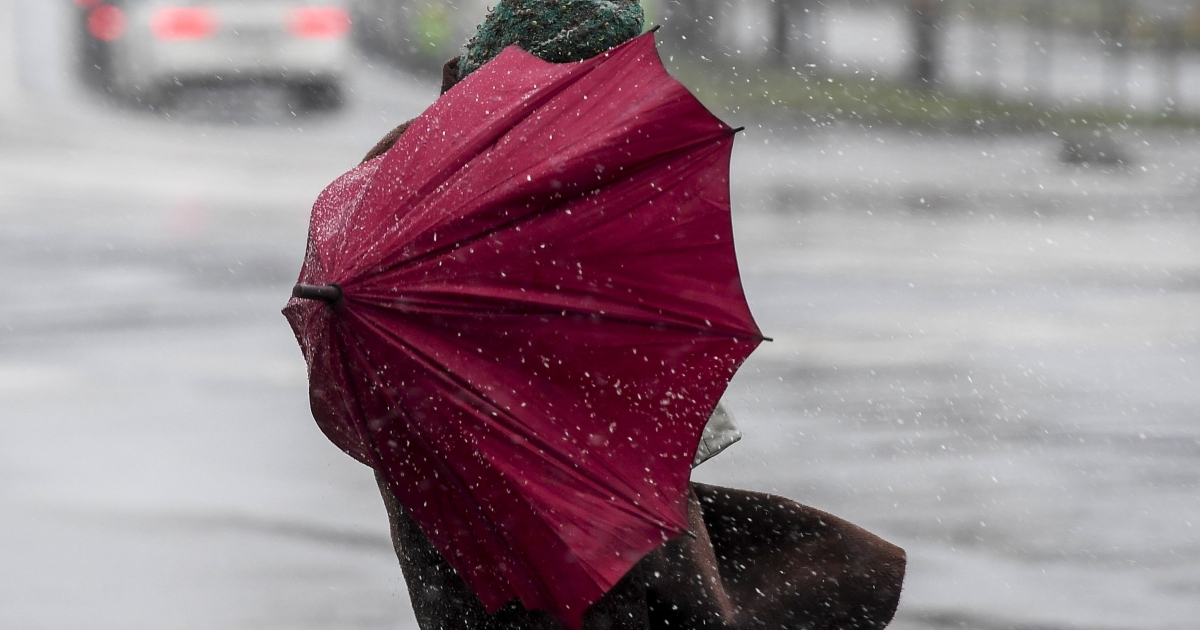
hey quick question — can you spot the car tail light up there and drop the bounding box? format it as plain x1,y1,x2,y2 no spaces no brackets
87,5,125,41
287,7,351,39
151,7,219,41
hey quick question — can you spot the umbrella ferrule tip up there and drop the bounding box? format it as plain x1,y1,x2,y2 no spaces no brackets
293,283,343,305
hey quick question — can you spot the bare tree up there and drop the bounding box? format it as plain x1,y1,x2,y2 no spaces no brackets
973,0,999,93
1100,0,1130,105
1155,2,1192,113
665,0,718,55
0,0,20,116
1159,19,1183,112
1025,0,1055,100
770,0,790,66
771,0,816,69
910,0,944,87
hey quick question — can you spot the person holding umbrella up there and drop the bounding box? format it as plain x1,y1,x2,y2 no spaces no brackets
286,1,906,628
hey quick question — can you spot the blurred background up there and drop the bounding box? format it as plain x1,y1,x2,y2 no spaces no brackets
1,0,1198,628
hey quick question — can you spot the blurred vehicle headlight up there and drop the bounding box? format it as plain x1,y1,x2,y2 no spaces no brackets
151,7,221,42
287,7,351,40
88,5,126,42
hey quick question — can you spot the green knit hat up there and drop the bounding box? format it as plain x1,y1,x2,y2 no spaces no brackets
457,0,644,80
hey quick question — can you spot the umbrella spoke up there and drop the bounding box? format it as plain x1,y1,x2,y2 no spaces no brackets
349,306,683,530
353,126,733,283
337,318,561,605
350,286,758,343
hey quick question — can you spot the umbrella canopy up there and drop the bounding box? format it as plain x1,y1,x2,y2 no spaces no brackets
283,32,762,630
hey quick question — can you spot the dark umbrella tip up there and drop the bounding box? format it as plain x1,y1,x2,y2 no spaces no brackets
292,283,343,305
731,126,746,134
761,336,774,342
647,24,661,33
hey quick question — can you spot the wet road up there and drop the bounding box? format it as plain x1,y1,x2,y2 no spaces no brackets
714,130,1200,630
4,7,1200,630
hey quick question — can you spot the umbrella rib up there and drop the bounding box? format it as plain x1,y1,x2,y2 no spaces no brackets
328,322,389,471
342,59,611,278
353,288,761,342
337,316,557,600
357,315,689,563
405,58,604,203
371,129,734,280
335,324,479,508
353,138,762,339
349,307,684,533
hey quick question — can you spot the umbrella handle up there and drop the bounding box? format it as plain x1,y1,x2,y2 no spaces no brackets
292,283,343,305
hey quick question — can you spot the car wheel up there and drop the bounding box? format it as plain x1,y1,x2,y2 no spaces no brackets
79,38,113,90
290,81,344,112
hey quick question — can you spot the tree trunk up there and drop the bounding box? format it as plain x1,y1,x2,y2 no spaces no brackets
667,0,717,55
1158,20,1184,113
0,0,22,116
1025,0,1055,100
910,0,943,88
974,1,998,93
771,0,789,66
1101,0,1130,105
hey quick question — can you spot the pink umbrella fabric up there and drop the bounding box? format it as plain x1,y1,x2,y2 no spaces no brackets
283,32,762,630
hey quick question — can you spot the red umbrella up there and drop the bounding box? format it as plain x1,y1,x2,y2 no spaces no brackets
283,32,762,630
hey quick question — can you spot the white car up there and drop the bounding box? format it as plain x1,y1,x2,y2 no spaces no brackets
79,0,352,109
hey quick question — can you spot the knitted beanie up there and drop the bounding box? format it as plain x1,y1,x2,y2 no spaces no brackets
457,0,644,80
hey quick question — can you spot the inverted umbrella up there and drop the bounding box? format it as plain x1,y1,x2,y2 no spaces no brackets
283,32,762,630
